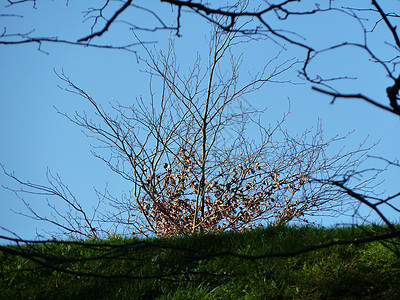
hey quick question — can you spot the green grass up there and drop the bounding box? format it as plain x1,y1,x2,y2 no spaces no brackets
1,225,399,299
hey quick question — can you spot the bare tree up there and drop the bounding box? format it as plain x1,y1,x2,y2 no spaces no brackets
0,0,400,244
3,15,378,238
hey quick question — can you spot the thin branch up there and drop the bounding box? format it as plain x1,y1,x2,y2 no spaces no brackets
78,0,133,42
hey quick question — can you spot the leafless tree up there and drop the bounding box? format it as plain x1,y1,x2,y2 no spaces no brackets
3,14,378,238
1,0,399,239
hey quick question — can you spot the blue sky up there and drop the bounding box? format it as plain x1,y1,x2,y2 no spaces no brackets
1,1,399,239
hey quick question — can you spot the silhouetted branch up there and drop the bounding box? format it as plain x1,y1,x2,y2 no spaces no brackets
78,0,133,42
311,87,399,116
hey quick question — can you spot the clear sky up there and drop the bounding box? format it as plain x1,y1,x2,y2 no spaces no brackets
1,1,399,240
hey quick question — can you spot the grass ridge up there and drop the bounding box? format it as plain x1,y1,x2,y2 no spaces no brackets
1,225,399,299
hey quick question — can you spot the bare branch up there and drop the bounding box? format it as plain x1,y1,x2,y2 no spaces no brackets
78,0,133,42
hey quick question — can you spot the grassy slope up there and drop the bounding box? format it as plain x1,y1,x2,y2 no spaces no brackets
1,225,399,299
